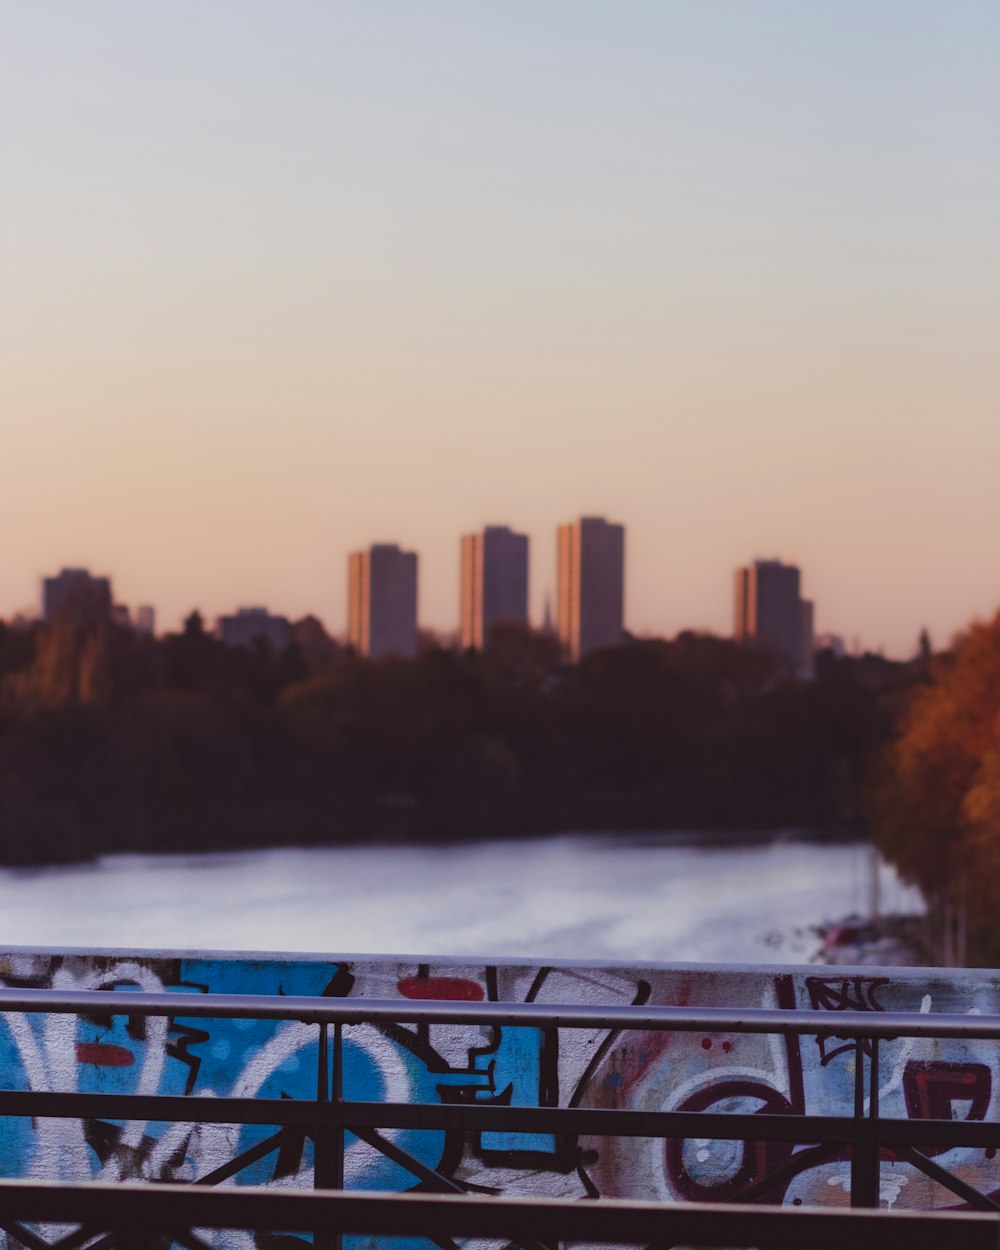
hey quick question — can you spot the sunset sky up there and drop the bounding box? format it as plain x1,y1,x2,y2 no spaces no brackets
3,1,998,655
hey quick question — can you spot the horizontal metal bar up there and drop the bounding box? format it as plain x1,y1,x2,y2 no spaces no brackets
348,1106,860,1145
872,1118,1000,1150
346,1106,1000,1151
3,1089,999,1151
0,1090,320,1127
4,986,1000,1041
0,1182,996,1249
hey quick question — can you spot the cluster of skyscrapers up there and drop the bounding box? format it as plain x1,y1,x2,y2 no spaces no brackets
350,516,626,661
30,542,818,675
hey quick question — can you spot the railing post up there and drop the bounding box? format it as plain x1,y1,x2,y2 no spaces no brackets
869,1035,881,1200
314,1021,340,1250
332,1021,345,1190
869,1036,880,1121
331,1020,345,1250
850,1035,880,1209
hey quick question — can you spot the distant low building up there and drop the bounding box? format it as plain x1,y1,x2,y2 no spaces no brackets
290,615,337,667
217,607,291,652
42,568,113,629
348,543,418,659
816,632,846,657
134,606,156,637
7,612,38,632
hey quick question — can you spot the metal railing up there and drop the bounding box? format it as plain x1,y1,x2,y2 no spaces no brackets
0,1181,997,1250
0,986,999,1248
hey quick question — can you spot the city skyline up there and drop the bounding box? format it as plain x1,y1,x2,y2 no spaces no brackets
2,532,973,660
11,547,981,668
23,542,828,662
3,4,997,658
5,532,988,658
6,526,978,658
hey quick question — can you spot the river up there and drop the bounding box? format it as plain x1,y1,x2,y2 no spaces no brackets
0,832,923,963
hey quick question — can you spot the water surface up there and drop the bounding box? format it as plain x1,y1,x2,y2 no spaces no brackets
0,832,922,962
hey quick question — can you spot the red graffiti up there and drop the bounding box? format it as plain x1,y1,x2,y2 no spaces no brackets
397,976,485,1001
75,1043,134,1068
903,1060,991,1156
665,1078,799,1204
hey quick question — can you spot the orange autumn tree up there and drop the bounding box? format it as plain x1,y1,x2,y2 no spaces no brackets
871,609,1000,963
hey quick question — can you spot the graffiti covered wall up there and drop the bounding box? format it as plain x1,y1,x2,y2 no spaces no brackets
0,948,997,1236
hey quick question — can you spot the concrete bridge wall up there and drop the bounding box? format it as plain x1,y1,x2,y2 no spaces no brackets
0,947,995,1234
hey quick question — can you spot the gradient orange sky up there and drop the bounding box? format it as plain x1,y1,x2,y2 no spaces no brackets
3,2,998,656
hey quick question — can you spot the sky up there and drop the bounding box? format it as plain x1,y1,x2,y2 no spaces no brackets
2,1,998,656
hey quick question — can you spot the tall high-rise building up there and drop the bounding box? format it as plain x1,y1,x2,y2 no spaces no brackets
556,516,625,661
42,568,113,628
348,543,418,659
734,558,814,674
460,525,529,649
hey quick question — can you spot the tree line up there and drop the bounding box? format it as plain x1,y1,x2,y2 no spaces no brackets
0,612,921,868
867,608,1000,966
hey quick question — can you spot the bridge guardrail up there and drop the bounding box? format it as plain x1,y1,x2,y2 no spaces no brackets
1,987,999,1249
